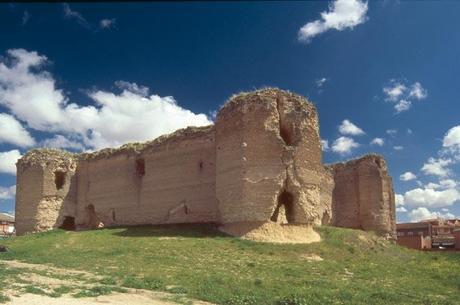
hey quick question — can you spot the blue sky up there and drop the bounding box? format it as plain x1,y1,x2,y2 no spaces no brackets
1,1,459,223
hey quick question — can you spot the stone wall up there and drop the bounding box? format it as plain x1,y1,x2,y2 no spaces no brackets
15,150,77,235
74,126,218,228
15,88,396,241
329,155,396,238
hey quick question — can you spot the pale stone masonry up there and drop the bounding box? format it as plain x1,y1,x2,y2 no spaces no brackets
15,88,396,241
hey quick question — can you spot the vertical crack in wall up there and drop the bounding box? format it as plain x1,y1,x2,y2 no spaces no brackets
272,94,301,224
276,96,294,146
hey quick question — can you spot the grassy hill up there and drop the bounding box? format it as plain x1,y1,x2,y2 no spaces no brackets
0,225,459,305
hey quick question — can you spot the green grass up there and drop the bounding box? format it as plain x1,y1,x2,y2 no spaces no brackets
1,224,459,305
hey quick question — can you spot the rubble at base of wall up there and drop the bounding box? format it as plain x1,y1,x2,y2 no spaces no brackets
219,222,321,244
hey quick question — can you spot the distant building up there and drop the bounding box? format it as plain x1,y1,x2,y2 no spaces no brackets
396,218,460,250
0,213,15,237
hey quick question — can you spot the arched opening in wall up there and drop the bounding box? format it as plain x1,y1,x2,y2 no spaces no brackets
136,159,145,177
271,190,295,223
54,171,66,190
59,216,75,231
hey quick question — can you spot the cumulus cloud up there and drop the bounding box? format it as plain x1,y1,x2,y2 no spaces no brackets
321,139,329,151
39,135,85,151
396,206,407,213
298,0,368,42
331,136,359,154
408,207,455,222
99,18,116,30
383,80,427,113
409,82,428,100
403,187,460,209
114,81,149,97
425,179,457,190
0,185,16,200
370,137,384,146
443,125,460,148
393,146,404,151
421,157,452,177
394,99,411,113
0,150,21,175
442,125,460,160
400,172,417,181
338,119,365,136
383,82,406,102
0,113,35,147
0,49,212,150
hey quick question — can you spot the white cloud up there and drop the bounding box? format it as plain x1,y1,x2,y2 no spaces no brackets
298,0,368,42
425,179,457,190
396,206,407,213
63,3,90,29
370,137,384,146
383,82,406,102
393,146,404,151
421,157,452,177
321,139,329,151
338,119,365,136
0,49,212,150
0,150,21,175
114,81,149,97
400,172,417,181
0,185,16,200
0,113,35,147
409,82,428,100
39,135,85,151
383,80,427,113
331,136,359,154
316,77,328,88
442,125,460,160
99,18,116,29
386,129,397,136
407,128,413,135
403,187,460,208
395,194,405,206
394,99,411,113
408,207,455,222
443,125,460,148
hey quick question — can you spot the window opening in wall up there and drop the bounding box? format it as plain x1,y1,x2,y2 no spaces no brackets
136,159,145,177
59,216,75,231
54,171,66,190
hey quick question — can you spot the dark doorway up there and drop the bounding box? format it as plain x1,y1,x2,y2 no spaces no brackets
271,190,295,223
59,216,75,231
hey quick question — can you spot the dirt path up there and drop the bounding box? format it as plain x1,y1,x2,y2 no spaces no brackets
1,260,214,305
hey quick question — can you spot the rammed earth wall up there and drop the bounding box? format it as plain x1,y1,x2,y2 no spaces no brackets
15,89,396,240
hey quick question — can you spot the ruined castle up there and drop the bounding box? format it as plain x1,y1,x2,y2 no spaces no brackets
15,89,396,242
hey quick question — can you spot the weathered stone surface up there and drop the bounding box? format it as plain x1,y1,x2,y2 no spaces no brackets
15,88,396,241
329,154,396,238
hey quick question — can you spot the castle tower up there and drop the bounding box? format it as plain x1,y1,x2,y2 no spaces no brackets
15,150,77,235
330,155,396,238
215,89,331,241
